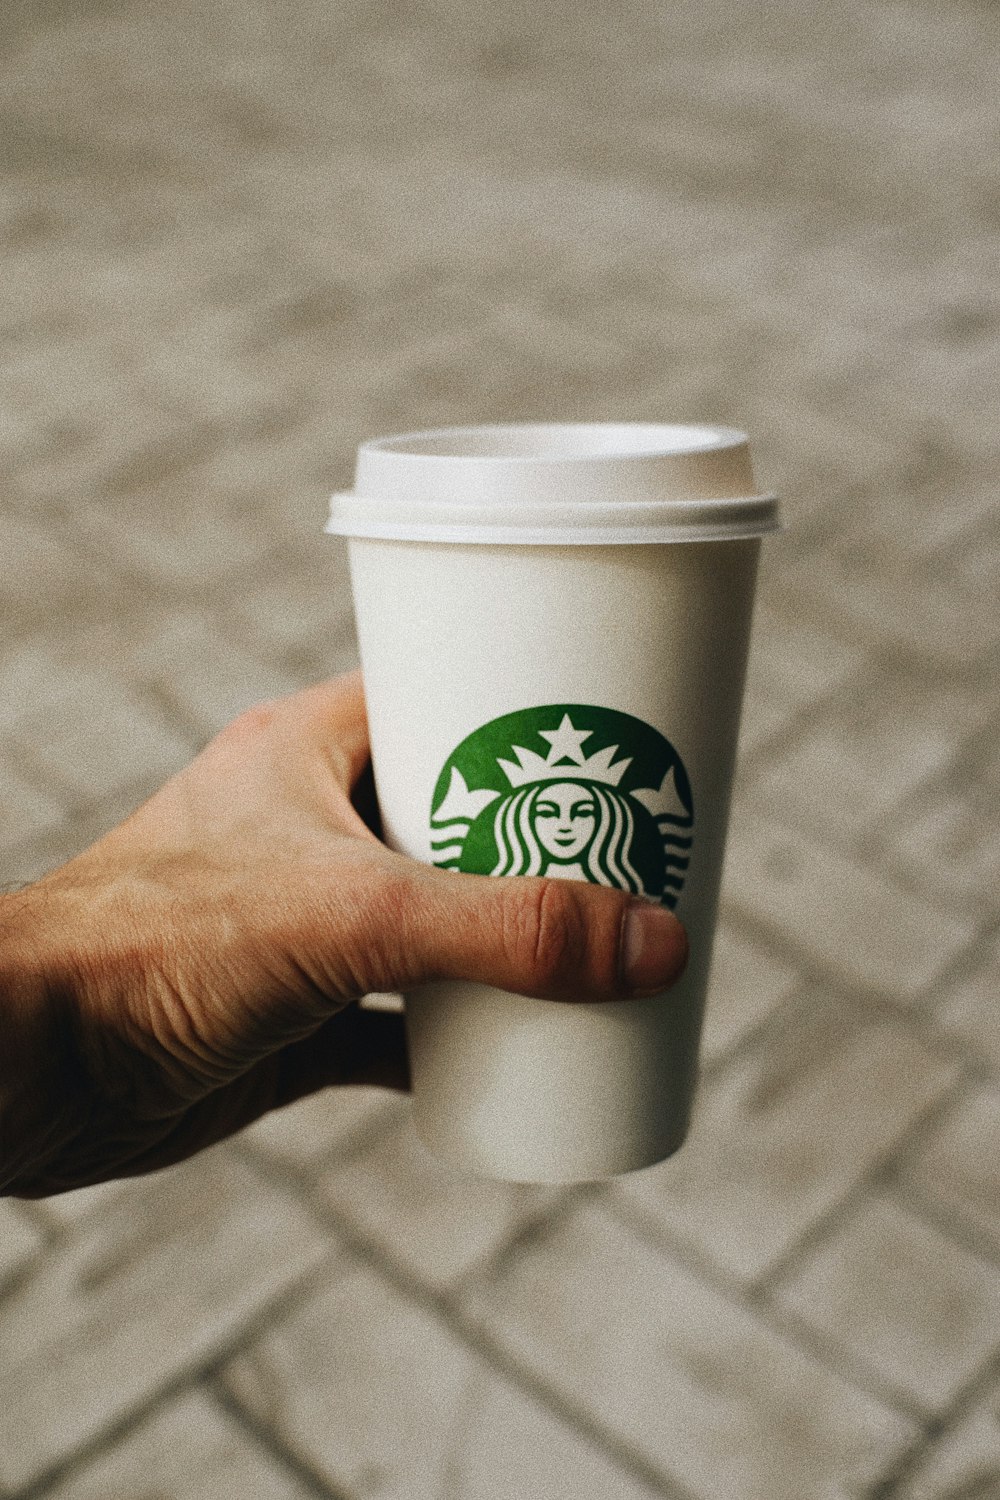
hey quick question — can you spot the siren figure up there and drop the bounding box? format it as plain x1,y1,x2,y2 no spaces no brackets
492,779,645,891
430,710,693,909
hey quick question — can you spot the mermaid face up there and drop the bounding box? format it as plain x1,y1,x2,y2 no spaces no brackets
531,782,597,862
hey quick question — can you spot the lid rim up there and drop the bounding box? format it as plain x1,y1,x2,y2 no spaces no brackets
326,491,782,546
326,524,781,546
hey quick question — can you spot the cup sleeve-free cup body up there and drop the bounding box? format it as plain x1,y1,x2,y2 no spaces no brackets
347,535,761,1182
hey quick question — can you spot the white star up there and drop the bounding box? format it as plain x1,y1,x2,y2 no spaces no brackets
539,713,593,766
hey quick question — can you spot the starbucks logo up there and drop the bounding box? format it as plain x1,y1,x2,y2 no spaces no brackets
430,705,694,910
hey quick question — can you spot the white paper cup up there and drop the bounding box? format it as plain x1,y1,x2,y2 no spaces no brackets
327,423,780,1182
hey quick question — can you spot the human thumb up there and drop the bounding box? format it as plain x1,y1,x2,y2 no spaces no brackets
342,854,688,1003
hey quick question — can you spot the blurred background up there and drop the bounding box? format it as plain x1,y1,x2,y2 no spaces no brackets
1,0,998,1496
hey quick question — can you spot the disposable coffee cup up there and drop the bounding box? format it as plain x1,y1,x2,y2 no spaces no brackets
326,422,780,1182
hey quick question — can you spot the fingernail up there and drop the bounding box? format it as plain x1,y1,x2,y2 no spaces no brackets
621,900,688,995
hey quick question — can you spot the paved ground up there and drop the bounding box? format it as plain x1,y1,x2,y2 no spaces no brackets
1,0,998,1496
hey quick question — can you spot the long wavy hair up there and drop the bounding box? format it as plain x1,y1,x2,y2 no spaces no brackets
489,782,645,894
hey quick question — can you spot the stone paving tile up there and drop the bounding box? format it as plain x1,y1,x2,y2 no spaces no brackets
699,922,799,1066
1,830,73,891
721,807,977,1001
0,770,174,889
744,670,994,852
72,488,284,593
821,455,1000,573
115,306,310,435
888,1381,1000,1500
0,514,112,627
9,676,193,805
222,1255,667,1500
737,599,863,759
123,610,305,740
460,1198,916,1500
0,394,39,471
37,1388,317,1500
0,1201,46,1287
901,1084,1000,1255
0,1146,330,1493
32,1178,132,1232
225,556,357,671
176,417,359,553
0,760,66,848
936,941,1000,1077
979,729,1000,799
6,398,202,524
738,674,803,761
243,1087,406,1175
961,677,1000,763
774,1192,1000,1415
614,993,958,1283
158,645,304,743
771,546,1000,669
874,774,1000,923
942,500,1000,589
60,600,301,703
0,641,123,738
356,300,648,427
316,1109,565,1291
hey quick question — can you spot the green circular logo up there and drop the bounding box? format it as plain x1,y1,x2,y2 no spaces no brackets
430,704,693,909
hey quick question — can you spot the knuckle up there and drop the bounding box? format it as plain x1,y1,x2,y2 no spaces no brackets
350,864,420,991
209,700,281,752
371,866,415,929
233,700,281,735
508,879,585,993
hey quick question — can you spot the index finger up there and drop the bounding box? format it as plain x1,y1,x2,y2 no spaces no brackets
277,670,372,790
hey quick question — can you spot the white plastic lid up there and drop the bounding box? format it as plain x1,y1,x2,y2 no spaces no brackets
326,422,781,545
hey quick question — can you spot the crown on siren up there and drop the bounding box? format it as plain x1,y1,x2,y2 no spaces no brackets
497,713,632,788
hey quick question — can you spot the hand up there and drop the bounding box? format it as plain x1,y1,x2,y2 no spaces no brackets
0,672,687,1197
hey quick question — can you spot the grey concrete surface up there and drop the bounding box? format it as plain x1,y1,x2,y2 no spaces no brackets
1,0,998,1495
